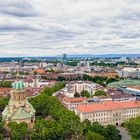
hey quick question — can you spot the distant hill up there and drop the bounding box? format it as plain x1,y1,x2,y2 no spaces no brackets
0,54,140,62
67,54,140,58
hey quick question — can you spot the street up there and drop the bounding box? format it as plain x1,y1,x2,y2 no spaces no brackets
117,126,131,140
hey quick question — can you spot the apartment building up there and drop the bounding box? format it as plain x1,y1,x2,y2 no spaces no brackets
62,97,87,111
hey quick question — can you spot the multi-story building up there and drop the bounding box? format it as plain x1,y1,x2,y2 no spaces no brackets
117,68,140,79
57,63,62,70
75,100,140,126
77,61,90,68
89,71,118,78
66,81,99,97
62,97,87,111
53,81,105,98
73,81,99,95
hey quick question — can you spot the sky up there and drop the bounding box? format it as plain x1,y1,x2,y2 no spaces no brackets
0,0,140,56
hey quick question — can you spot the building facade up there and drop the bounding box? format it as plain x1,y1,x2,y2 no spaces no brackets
62,97,87,111
2,74,36,129
75,100,140,126
89,71,118,78
72,81,98,97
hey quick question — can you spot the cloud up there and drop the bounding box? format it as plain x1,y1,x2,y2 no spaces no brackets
0,0,38,17
0,0,140,56
0,24,39,32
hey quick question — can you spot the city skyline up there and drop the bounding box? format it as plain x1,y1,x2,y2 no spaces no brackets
0,0,140,56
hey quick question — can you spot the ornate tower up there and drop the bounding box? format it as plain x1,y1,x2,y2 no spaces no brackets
2,74,36,129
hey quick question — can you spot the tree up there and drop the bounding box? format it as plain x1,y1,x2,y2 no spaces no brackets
29,94,48,116
106,78,119,85
89,122,106,136
0,81,12,88
85,131,104,140
58,76,66,81
0,134,3,140
105,125,121,140
46,68,55,73
32,119,64,140
8,122,28,140
29,82,121,140
94,90,107,96
74,92,80,97
0,122,3,134
66,61,78,66
29,82,83,139
0,97,8,112
43,82,66,96
81,90,90,98
82,75,109,87
123,116,140,139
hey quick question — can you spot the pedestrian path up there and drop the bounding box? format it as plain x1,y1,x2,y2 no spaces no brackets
117,126,131,140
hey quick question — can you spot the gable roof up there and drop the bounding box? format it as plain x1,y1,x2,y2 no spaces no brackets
63,97,87,103
75,100,140,113
11,108,33,120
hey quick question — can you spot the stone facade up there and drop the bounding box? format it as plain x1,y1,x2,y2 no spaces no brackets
2,75,35,129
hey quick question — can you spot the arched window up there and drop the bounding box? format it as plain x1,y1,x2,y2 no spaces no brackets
31,118,33,123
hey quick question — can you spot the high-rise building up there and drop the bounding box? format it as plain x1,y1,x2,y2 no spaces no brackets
63,54,67,60
57,63,62,70
62,54,67,65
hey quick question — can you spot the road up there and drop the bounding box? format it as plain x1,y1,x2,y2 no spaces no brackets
117,126,131,140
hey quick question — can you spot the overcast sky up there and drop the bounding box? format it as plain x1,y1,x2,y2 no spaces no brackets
0,0,140,56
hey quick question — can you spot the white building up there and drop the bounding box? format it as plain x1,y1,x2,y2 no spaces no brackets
117,68,140,78
56,81,100,98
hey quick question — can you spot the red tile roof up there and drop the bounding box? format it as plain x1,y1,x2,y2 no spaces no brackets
63,97,87,103
75,100,140,113
0,88,12,92
33,69,45,74
128,86,140,90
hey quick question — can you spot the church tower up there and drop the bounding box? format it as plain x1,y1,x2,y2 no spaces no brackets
2,73,36,129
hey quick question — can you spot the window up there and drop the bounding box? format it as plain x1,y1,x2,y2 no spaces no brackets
31,118,33,123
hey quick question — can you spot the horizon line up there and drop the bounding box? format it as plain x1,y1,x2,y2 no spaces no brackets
0,53,140,58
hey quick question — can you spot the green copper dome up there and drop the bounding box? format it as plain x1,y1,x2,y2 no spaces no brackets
12,80,24,90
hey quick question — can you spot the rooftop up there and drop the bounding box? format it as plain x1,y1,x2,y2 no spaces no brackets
128,86,140,91
75,100,140,113
0,88,12,92
107,80,140,88
32,68,45,74
12,80,24,90
63,97,87,103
